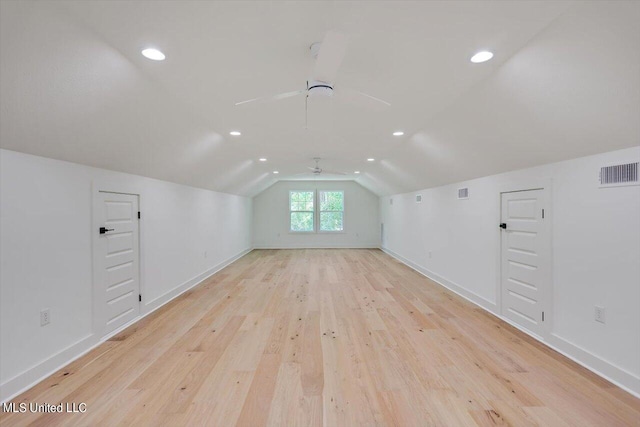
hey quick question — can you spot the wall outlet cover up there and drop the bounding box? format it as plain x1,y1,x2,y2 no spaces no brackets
40,309,50,326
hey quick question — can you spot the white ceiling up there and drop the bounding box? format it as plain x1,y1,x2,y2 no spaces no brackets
1,1,638,196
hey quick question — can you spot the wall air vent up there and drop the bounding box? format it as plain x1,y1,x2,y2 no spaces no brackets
458,187,469,199
415,195,422,203
599,162,638,187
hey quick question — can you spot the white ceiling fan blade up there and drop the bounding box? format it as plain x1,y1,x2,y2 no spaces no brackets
307,166,318,171
320,169,347,175
353,90,391,107
312,30,348,84
337,87,391,111
235,89,306,106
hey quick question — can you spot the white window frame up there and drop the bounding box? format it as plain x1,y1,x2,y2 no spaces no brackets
289,190,315,233
318,190,345,233
288,189,346,233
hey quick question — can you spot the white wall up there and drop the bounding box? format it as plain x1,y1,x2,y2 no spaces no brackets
253,180,379,249
0,149,252,401
380,146,640,396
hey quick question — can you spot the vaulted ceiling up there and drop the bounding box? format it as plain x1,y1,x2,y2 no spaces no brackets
1,1,638,196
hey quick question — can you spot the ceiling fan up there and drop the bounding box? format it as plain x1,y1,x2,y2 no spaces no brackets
297,158,347,176
235,30,390,125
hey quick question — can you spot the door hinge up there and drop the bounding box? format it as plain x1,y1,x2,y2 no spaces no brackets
542,311,545,322
138,211,141,219
139,294,142,302
542,208,545,219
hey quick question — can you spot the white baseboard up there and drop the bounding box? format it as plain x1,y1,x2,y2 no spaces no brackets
381,246,640,399
381,247,496,312
0,247,253,403
144,247,253,312
546,333,640,398
253,244,379,249
0,334,95,404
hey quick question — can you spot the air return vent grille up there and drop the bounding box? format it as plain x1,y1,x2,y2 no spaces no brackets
458,188,469,199
415,195,422,203
600,162,638,187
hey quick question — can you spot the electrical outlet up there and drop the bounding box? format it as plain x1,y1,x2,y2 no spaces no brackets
594,306,605,324
428,251,432,259
40,309,50,326
204,251,207,258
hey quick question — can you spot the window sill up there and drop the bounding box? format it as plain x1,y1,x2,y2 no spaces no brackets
288,231,346,234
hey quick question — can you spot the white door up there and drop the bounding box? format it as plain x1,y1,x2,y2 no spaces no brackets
500,189,550,337
94,191,140,336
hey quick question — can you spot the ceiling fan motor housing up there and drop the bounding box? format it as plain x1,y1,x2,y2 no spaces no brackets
308,80,334,97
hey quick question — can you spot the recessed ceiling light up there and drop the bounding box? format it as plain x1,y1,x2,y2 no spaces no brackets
470,51,493,63
259,158,267,162
354,171,360,174
273,171,279,174
229,131,241,136
367,158,375,162
392,131,404,136
141,48,165,61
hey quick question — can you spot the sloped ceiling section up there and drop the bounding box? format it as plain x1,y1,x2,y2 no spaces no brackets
1,1,638,197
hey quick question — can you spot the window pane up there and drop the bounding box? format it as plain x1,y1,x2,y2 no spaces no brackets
320,212,343,231
291,212,314,231
320,191,344,211
290,191,314,211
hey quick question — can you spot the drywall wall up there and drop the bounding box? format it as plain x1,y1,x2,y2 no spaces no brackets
253,180,379,248
380,146,640,396
0,149,252,401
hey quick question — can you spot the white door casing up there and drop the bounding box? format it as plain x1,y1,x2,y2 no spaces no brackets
500,188,551,338
93,191,140,337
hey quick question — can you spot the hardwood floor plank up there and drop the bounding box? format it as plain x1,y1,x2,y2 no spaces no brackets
1,249,638,427
235,353,282,427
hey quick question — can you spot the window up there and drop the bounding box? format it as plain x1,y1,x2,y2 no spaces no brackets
289,191,314,232
289,190,345,232
319,191,344,232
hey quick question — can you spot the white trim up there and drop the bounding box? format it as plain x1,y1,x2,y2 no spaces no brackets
318,190,345,232
143,248,252,310
288,189,346,233
547,333,640,397
381,247,497,312
253,244,378,249
0,334,94,404
289,190,315,232
0,247,253,403
381,246,640,398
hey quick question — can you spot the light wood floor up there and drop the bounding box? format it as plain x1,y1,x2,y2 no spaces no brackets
2,249,639,426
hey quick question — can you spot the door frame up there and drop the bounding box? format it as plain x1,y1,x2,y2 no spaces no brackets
496,178,553,340
91,181,144,338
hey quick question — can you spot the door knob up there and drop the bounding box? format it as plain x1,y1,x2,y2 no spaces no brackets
99,227,114,234
499,223,507,229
